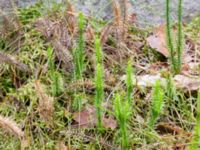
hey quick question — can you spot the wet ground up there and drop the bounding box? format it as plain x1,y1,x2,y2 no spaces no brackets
0,0,200,27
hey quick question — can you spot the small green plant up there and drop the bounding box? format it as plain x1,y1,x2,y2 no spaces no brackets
189,90,200,150
72,13,86,110
149,80,164,128
166,0,184,74
47,46,64,96
126,59,133,104
94,36,104,130
74,12,85,80
114,93,131,149
47,46,54,71
166,75,177,101
95,63,104,130
95,37,103,64
50,71,64,96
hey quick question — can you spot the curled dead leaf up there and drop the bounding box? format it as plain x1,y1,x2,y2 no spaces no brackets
72,106,117,129
147,25,169,57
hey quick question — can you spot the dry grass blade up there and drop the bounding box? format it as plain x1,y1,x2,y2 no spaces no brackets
100,23,112,45
34,80,54,123
0,115,24,138
0,52,31,72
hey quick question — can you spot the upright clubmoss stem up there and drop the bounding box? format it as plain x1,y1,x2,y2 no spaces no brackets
166,0,176,73
177,0,183,73
166,0,184,74
126,59,133,104
95,36,104,131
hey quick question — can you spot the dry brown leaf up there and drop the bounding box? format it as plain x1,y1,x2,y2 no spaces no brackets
72,106,96,128
157,122,192,137
157,122,192,150
72,106,117,129
173,143,187,150
147,25,169,57
102,116,117,130
55,142,72,150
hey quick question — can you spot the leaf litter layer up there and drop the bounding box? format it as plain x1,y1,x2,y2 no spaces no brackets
0,1,200,149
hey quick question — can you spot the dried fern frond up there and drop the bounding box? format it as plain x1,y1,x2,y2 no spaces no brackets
112,0,122,26
100,23,112,45
123,0,130,23
0,52,30,72
0,9,10,27
68,79,94,92
65,1,77,35
34,80,54,123
0,115,24,138
52,39,73,70
112,0,127,46
35,17,73,70
85,25,95,41
35,17,72,48
0,8,20,29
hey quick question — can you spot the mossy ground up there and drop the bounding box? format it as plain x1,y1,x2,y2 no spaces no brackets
0,2,199,150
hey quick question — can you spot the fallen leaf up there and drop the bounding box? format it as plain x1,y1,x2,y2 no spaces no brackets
156,122,192,136
121,73,200,92
72,105,117,129
157,122,192,150
72,106,96,128
174,75,200,91
147,25,169,57
102,116,117,130
173,143,186,150
121,74,166,88
55,142,72,150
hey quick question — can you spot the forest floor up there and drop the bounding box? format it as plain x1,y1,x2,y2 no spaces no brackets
0,1,200,150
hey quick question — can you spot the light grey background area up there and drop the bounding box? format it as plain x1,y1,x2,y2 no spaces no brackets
0,0,200,27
